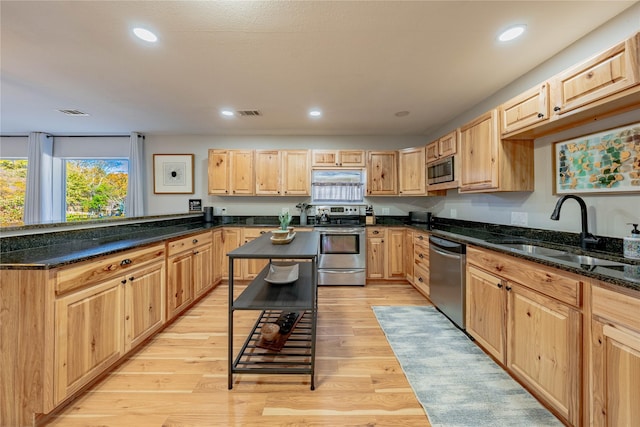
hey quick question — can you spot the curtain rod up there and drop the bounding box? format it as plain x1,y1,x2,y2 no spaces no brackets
0,134,144,138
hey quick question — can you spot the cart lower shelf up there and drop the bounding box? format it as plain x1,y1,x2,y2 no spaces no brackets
230,309,316,389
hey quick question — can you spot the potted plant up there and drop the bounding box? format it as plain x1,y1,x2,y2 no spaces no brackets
272,211,292,240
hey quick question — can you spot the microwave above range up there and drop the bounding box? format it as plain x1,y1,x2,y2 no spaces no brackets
427,156,454,185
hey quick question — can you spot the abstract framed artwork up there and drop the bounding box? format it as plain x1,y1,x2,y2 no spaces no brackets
553,122,640,194
153,154,194,194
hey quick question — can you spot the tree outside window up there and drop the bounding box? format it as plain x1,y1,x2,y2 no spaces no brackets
0,159,28,226
65,160,128,221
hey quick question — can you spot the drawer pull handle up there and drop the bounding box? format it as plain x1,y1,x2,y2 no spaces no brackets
373,230,379,235
120,259,132,266
505,285,512,291
497,283,503,289
192,239,198,244
121,279,127,284
553,106,561,112
129,276,134,281
537,113,544,118
418,235,424,240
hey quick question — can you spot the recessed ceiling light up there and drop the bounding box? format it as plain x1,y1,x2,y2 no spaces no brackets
221,109,235,117
133,27,158,43
309,109,322,118
498,25,526,42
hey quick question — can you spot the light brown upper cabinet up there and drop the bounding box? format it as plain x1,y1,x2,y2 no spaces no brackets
367,151,397,195
551,33,639,118
208,149,254,195
255,149,310,196
459,109,534,193
311,149,366,168
398,147,426,195
501,32,640,139
426,130,458,163
500,83,550,135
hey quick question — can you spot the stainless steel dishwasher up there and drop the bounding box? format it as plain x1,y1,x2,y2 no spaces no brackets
429,236,467,330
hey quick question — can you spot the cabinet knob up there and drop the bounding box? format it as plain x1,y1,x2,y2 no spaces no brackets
129,276,134,281
537,113,544,118
553,106,561,112
419,253,424,259
121,279,127,284
497,283,503,289
505,285,512,291
418,235,424,240
193,250,199,255
418,277,424,283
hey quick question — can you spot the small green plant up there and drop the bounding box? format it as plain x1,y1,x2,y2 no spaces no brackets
279,211,292,230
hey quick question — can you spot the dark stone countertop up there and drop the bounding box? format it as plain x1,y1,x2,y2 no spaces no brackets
2,214,639,293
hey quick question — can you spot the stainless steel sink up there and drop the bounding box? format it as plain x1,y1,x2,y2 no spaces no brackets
549,253,627,267
500,243,567,257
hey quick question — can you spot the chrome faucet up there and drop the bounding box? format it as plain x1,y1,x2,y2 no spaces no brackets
550,195,600,250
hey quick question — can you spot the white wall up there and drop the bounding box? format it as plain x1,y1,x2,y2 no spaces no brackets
144,135,427,217
420,3,640,239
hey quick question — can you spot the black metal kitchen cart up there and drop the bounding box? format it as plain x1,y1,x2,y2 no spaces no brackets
227,231,319,390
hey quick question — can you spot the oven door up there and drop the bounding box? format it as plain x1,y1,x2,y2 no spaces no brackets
316,228,365,270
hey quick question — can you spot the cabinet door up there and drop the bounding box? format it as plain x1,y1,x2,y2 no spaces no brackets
311,150,338,167
459,109,499,191
124,261,165,351
282,150,310,195
591,320,640,427
398,147,426,196
212,228,224,284
386,228,405,279
500,83,549,135
366,229,385,279
167,251,194,318
255,150,281,195
466,265,506,363
339,150,366,167
425,141,439,163
229,150,254,195
208,149,229,195
551,34,639,117
438,130,458,158
404,229,414,284
193,243,213,297
243,228,270,279
54,278,123,403
222,228,243,280
367,151,397,195
507,283,581,425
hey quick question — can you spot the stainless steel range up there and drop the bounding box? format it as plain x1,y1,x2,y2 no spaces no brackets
314,205,366,286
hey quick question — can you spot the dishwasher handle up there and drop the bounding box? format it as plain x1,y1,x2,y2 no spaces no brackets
430,245,463,260
429,235,466,255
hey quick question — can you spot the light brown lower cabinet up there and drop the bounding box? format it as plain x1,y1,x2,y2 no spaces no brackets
466,247,582,426
366,227,405,280
590,283,640,427
53,246,166,405
166,231,213,319
411,231,430,297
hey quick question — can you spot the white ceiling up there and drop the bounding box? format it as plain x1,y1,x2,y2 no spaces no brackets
0,1,636,136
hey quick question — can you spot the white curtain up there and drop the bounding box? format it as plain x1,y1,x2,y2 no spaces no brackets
23,132,53,224
126,132,145,217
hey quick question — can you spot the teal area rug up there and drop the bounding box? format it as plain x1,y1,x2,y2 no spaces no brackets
373,306,563,427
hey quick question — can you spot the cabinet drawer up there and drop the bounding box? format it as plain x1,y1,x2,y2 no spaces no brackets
167,231,212,257
55,243,165,295
367,228,384,238
413,263,430,296
592,284,640,333
468,246,582,307
414,246,429,269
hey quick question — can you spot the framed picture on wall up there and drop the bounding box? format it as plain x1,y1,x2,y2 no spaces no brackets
553,122,640,194
153,154,195,194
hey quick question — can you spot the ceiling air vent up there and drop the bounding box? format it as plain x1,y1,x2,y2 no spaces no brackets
58,109,89,116
236,110,262,117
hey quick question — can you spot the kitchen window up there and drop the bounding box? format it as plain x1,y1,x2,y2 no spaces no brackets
311,170,364,204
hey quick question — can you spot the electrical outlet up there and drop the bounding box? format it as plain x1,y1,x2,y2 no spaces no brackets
220,207,227,215
381,207,390,215
282,207,289,214
511,212,528,226
450,208,457,218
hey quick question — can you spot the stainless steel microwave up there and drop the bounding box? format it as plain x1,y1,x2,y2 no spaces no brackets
427,156,454,184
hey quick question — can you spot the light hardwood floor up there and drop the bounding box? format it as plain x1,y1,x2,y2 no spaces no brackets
47,282,432,426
